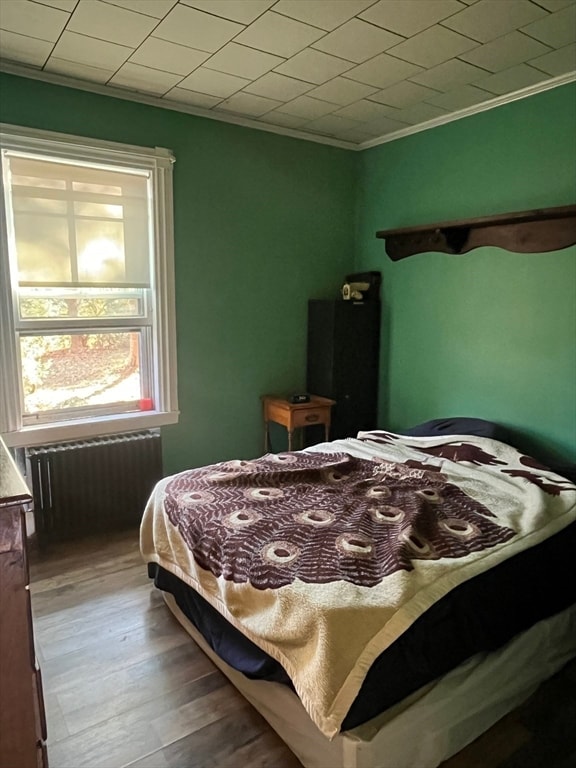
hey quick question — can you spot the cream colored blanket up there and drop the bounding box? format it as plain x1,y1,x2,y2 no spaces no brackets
140,432,576,738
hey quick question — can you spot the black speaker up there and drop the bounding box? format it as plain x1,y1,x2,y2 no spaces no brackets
306,300,380,441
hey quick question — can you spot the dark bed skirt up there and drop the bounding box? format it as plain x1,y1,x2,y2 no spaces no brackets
148,521,576,731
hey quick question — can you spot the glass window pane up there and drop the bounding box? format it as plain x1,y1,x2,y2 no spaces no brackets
14,213,72,284
13,196,68,214
75,219,126,284
74,202,123,218
18,287,144,318
21,332,143,415
11,174,66,190
72,181,122,195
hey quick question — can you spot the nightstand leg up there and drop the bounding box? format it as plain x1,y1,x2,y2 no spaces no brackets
288,430,293,452
264,420,269,453
324,424,330,442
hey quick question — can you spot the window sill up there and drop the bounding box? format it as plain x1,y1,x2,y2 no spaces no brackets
1,410,179,449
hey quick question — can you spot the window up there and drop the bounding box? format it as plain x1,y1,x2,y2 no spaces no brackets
0,124,178,447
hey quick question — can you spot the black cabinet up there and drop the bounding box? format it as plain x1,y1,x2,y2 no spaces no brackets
306,300,380,440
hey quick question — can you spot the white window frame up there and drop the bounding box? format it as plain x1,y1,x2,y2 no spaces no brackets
0,123,179,448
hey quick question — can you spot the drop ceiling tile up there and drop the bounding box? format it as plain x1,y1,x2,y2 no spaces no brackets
164,87,222,108
530,42,576,75
102,0,176,17
257,111,310,128
387,25,479,67
460,31,552,72
203,43,283,80
301,123,332,136
178,67,250,97
531,0,575,10
305,114,365,135
334,126,378,143
274,0,378,32
409,58,489,90
180,0,276,24
393,101,448,124
306,77,379,105
344,52,422,87
214,91,283,115
369,80,441,107
364,114,411,134
442,0,547,43
45,57,115,83
371,103,408,120
359,0,465,37
0,0,69,42
2,0,572,149
273,48,355,84
153,4,244,53
475,63,550,94
425,83,493,109
233,11,325,58
521,4,576,47
276,95,338,118
0,29,53,66
333,99,401,121
109,62,181,94
67,0,157,48
38,0,78,11
244,72,314,100
129,37,209,75
312,18,404,63
51,30,132,70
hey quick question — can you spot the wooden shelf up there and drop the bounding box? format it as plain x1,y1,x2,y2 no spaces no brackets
376,204,576,261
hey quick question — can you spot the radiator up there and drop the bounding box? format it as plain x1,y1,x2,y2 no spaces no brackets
27,431,163,540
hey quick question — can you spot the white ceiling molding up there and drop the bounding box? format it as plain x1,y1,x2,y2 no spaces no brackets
358,70,576,150
0,59,356,150
0,60,574,153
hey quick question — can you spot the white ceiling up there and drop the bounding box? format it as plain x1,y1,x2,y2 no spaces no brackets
0,0,575,149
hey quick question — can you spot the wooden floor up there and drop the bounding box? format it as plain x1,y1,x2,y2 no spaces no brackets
29,529,576,768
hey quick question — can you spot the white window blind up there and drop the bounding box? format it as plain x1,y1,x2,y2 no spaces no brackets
5,154,152,288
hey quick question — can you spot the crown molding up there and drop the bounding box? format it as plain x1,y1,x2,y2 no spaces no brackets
0,61,356,151
1,61,574,154
358,71,576,151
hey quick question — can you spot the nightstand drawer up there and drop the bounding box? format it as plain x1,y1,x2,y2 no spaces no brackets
292,407,328,429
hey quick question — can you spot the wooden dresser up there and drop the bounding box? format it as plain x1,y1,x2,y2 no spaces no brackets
0,437,48,768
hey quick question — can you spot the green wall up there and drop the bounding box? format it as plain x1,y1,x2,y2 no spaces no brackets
355,82,576,463
2,72,574,468
0,73,357,474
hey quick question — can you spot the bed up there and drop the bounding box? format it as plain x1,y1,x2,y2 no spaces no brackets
140,423,576,768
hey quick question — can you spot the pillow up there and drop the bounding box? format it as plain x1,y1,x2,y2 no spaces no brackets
546,462,576,483
401,417,505,441
400,419,575,483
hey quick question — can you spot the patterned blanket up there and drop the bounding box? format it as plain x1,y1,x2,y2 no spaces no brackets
140,432,576,737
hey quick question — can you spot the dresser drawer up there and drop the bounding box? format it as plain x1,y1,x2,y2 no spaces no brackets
292,407,330,429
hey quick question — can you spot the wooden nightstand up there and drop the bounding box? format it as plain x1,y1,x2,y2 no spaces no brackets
261,394,336,452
